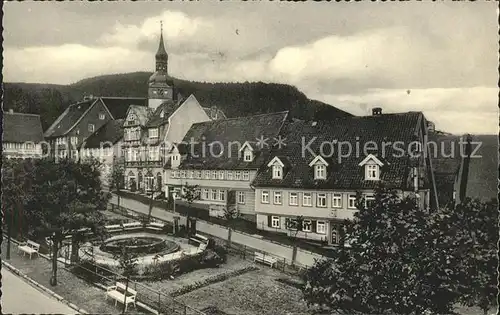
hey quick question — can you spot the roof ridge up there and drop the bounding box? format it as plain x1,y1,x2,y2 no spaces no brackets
4,112,41,118
99,96,146,100
217,110,289,121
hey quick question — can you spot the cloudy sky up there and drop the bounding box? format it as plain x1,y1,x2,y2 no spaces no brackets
4,1,498,134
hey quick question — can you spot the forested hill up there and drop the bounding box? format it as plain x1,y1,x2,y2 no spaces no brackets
3,72,352,131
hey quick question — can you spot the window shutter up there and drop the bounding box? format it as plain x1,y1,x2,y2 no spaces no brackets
267,215,272,227
311,220,317,233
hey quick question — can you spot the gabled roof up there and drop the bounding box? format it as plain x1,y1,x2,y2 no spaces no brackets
3,112,44,143
166,111,289,170
100,97,147,120
462,134,497,202
358,154,384,167
145,98,184,128
253,112,425,190
44,99,96,138
82,119,124,149
124,105,154,127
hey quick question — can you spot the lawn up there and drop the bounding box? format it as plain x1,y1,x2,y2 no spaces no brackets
1,241,151,314
175,267,311,315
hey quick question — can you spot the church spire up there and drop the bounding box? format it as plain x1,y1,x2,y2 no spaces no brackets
155,21,168,72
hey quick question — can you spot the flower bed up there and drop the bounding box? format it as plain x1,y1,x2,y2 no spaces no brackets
99,236,179,256
170,265,259,297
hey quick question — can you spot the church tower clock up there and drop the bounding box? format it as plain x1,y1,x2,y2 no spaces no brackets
148,22,175,110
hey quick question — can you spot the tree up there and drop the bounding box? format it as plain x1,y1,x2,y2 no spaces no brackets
432,198,498,315
286,215,304,265
1,158,33,259
108,159,125,212
302,188,458,315
113,245,139,314
178,182,200,236
221,205,239,248
24,158,110,286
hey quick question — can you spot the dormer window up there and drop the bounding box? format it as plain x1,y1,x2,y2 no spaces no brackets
160,110,164,118
308,155,329,180
149,128,158,139
358,154,384,181
240,141,254,162
366,164,379,180
315,165,326,179
267,156,285,180
244,150,253,162
272,165,282,179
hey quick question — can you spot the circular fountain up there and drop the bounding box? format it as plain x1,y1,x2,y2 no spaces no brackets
99,236,179,256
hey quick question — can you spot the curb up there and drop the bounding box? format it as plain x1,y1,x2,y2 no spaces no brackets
1,260,89,314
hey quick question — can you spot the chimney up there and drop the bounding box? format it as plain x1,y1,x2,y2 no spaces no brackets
372,107,382,116
8,109,14,114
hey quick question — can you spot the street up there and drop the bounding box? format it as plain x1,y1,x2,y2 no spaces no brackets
1,268,78,314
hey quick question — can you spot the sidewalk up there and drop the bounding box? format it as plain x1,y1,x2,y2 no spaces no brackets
1,240,150,314
2,267,79,314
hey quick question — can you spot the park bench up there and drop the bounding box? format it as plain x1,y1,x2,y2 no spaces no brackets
17,240,40,259
105,224,123,233
122,222,142,231
189,233,209,246
105,282,137,312
146,222,165,231
253,252,278,268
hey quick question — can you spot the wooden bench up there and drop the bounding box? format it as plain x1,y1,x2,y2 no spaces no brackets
105,224,123,233
253,252,278,268
105,282,137,312
146,222,165,231
18,240,40,259
122,222,142,231
189,233,208,246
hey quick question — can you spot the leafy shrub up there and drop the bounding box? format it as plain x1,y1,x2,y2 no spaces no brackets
71,259,116,284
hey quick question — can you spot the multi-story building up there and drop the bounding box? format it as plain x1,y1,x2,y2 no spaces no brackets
79,119,125,188
163,111,289,221
3,110,44,159
44,96,146,160
122,28,224,194
252,109,438,245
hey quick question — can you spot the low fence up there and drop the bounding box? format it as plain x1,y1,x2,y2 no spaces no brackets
70,262,205,315
109,195,325,270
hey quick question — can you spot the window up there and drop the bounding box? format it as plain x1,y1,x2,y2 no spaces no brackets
204,171,210,179
289,192,298,206
331,225,339,244
237,192,245,204
88,124,95,132
317,193,327,207
261,191,270,204
348,194,357,209
99,113,105,120
243,171,250,181
243,150,253,162
211,189,218,201
218,190,225,201
315,164,326,179
203,189,209,200
76,129,80,135
149,128,158,139
211,171,217,179
180,170,186,178
365,195,375,208
272,165,283,179
273,191,282,205
316,221,326,234
226,171,233,180
332,193,342,208
70,136,78,145
271,216,280,228
235,171,241,180
303,193,312,207
189,171,194,179
218,170,224,180
172,170,178,178
196,171,202,179
366,164,379,180
302,220,312,232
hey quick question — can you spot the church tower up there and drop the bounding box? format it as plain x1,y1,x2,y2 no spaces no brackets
148,22,175,110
